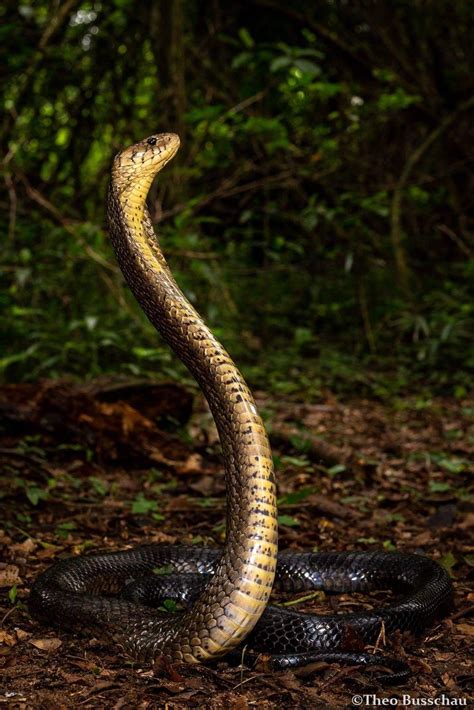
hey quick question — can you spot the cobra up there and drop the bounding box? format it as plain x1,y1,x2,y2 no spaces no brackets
30,133,453,678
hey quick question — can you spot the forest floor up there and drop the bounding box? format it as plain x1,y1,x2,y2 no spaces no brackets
0,379,472,709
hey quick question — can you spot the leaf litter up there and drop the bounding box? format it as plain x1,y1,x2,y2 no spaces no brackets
0,380,472,707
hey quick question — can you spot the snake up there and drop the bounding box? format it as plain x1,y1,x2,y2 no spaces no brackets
30,133,453,680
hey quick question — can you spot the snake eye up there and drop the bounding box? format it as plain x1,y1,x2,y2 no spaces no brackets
147,136,157,146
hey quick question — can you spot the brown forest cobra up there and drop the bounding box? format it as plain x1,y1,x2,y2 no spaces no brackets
30,133,453,682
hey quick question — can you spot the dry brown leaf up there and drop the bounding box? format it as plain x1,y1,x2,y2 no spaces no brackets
456,623,474,636
177,453,204,474
15,628,31,641
0,630,17,647
189,475,215,496
441,672,457,689
10,538,37,556
0,564,21,587
60,671,88,684
411,531,432,546
458,512,474,529
0,531,12,546
29,637,63,652
36,545,63,559
434,651,454,661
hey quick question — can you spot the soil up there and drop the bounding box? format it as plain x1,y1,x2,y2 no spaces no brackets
1,380,472,708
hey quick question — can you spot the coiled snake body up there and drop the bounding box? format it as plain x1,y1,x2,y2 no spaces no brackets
30,133,453,678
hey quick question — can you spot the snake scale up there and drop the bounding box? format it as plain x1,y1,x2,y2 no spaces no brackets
30,133,453,681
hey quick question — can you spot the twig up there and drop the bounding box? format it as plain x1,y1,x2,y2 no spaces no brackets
161,169,296,220
437,224,472,257
16,172,116,272
232,673,266,690
373,620,386,652
4,170,17,241
1,606,20,626
358,280,376,353
222,91,266,119
1,144,19,241
269,425,348,467
280,591,323,607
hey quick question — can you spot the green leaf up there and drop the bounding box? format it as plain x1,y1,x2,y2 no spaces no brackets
270,56,292,72
377,88,421,111
55,521,77,539
293,58,320,76
238,28,254,48
90,477,108,496
8,585,18,604
153,564,174,576
55,126,71,147
327,464,346,476
0,344,39,373
278,487,314,505
278,514,300,527
440,551,456,576
280,455,309,468
431,454,465,474
428,481,451,493
131,494,158,514
197,497,218,508
162,599,178,612
26,486,49,506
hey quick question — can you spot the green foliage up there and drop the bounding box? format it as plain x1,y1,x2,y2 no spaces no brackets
278,487,315,505
440,552,457,577
130,493,165,522
278,514,300,528
55,521,77,539
8,585,18,605
11,474,54,506
1,2,473,397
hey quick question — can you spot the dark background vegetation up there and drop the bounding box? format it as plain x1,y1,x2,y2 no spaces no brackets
1,0,473,398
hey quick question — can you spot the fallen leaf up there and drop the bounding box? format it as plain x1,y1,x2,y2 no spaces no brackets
178,453,204,474
29,637,63,651
15,628,31,641
458,512,474,529
0,565,21,587
0,630,17,647
411,531,432,545
442,672,457,689
60,671,88,684
36,545,63,559
456,623,474,636
10,538,37,555
434,651,454,661
82,680,120,697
